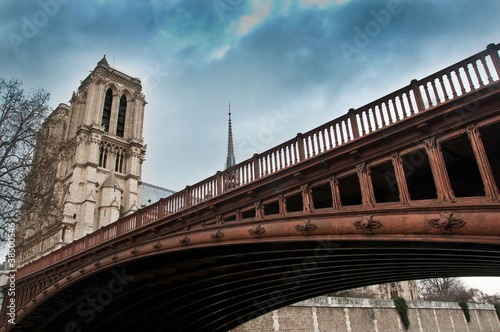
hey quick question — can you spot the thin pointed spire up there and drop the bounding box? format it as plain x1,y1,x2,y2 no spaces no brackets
225,101,236,169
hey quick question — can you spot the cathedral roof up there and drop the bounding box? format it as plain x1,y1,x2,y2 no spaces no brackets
141,182,175,207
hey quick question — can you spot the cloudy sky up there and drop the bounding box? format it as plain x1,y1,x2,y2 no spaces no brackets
1,0,500,293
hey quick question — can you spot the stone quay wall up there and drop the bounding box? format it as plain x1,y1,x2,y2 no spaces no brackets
232,296,500,332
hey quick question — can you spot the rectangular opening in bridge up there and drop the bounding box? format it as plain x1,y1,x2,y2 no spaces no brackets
264,201,280,215
286,193,303,213
370,161,400,203
224,215,237,223
402,149,437,200
441,134,485,197
480,121,500,189
338,173,362,206
312,183,333,209
241,209,256,219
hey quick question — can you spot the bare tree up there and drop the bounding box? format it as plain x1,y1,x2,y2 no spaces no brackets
484,293,500,304
419,278,474,302
0,78,54,243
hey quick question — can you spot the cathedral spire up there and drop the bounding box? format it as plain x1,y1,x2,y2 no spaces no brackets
225,101,236,169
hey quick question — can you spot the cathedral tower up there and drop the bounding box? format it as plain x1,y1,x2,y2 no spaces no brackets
16,56,147,265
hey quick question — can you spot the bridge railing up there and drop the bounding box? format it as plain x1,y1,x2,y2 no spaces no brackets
299,113,355,157
16,43,500,280
351,84,418,137
416,45,500,109
160,191,186,216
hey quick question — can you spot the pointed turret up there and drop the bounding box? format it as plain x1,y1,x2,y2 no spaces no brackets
101,172,122,191
98,172,123,229
225,102,236,169
97,54,109,67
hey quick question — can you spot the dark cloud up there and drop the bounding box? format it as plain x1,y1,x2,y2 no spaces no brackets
1,0,500,190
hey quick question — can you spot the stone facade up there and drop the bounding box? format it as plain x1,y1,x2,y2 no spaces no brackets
15,56,147,266
233,296,500,332
358,280,421,301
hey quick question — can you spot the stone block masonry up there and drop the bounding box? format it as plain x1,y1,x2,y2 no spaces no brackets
232,296,500,332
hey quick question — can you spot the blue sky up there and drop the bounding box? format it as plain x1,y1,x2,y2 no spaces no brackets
1,0,500,294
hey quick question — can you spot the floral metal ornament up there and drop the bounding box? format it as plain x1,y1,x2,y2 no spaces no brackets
211,229,224,242
180,235,191,246
429,212,465,233
295,220,317,235
354,215,382,234
248,224,266,238
153,241,163,250
131,247,139,255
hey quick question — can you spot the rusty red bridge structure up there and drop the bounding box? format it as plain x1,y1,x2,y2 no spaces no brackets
2,44,500,332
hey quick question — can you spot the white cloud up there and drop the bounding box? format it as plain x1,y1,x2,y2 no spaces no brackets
300,0,350,9
237,0,271,36
462,277,500,295
211,44,231,59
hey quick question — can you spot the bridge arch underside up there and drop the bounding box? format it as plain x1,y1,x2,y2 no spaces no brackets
16,237,500,332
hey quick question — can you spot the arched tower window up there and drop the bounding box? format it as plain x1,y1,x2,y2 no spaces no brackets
116,95,127,137
389,283,399,298
101,89,113,132
98,145,108,168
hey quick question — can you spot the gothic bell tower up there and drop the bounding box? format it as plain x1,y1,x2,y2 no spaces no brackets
60,55,147,239
16,56,147,265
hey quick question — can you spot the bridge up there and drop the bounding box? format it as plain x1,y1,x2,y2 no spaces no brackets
2,44,500,331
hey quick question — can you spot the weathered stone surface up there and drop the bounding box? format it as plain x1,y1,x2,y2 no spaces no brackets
233,296,500,332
